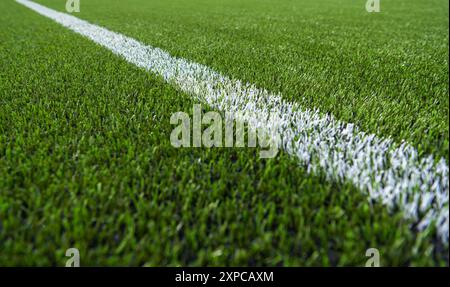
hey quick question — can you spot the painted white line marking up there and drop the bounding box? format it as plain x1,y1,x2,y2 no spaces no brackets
16,0,449,243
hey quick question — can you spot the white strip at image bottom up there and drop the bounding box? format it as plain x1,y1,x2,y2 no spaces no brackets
15,0,449,243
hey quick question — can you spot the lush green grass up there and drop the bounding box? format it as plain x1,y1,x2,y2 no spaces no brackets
38,0,450,161
0,0,448,266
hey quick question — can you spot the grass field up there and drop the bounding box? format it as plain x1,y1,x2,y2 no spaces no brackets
0,0,448,266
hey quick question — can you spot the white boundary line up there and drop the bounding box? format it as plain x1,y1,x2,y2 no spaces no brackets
16,0,449,243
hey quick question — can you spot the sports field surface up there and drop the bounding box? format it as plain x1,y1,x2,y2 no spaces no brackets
0,0,448,266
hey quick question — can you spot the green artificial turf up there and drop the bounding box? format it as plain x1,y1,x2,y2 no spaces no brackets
0,0,448,266
37,0,450,161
